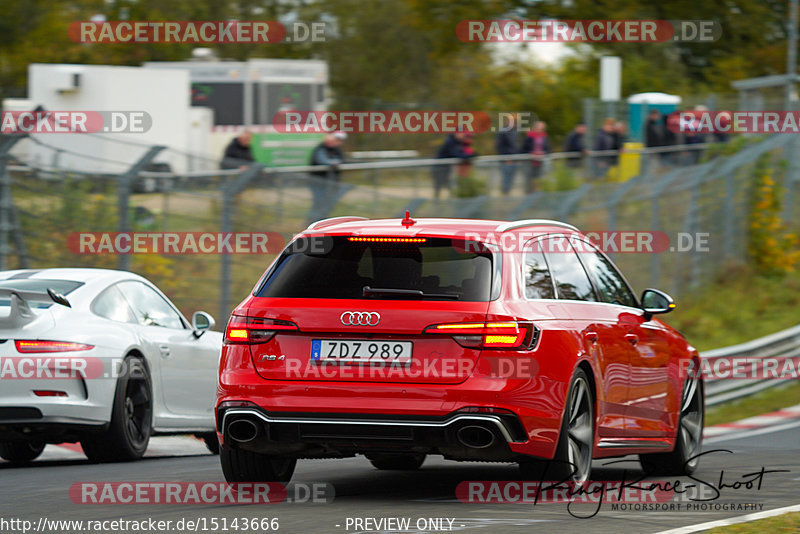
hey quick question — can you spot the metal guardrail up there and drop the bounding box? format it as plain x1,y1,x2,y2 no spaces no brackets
703,324,800,406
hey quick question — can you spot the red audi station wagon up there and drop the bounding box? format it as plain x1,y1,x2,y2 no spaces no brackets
216,217,703,483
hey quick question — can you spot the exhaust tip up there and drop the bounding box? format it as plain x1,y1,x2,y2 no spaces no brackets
227,419,259,443
456,425,496,449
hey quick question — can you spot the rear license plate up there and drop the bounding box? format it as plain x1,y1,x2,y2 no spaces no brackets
311,340,413,364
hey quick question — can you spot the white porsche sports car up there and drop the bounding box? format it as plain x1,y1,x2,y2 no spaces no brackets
0,268,222,464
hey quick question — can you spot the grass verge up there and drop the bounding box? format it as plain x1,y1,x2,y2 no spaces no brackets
705,381,800,427
669,266,800,353
708,512,800,533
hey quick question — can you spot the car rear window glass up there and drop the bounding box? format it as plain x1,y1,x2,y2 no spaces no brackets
257,236,494,301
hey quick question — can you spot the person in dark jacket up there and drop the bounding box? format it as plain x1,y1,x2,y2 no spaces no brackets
564,123,587,168
308,131,347,221
644,109,671,166
220,131,254,169
496,114,521,194
521,121,551,193
310,131,346,181
432,131,476,198
644,110,666,148
592,118,617,179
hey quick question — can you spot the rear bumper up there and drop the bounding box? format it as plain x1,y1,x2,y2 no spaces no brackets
0,357,118,440
217,367,569,459
0,376,115,443
0,408,108,443
217,404,529,461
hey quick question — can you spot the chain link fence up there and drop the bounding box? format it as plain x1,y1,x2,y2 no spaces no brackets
0,133,798,325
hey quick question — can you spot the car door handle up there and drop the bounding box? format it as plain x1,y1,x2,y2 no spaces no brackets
585,331,598,343
625,334,639,346
159,345,171,358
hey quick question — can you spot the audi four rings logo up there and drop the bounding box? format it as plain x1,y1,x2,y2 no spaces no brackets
341,311,381,326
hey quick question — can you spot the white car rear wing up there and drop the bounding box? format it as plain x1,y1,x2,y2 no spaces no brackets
0,288,71,328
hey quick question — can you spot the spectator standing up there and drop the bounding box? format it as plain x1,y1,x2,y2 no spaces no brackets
310,131,346,181
308,131,347,220
496,114,522,195
220,130,254,170
432,131,477,199
684,106,707,164
564,122,587,168
592,118,617,179
613,121,627,152
522,121,551,193
644,109,669,165
645,109,666,148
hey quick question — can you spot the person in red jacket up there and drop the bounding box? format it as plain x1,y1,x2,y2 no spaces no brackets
522,121,551,193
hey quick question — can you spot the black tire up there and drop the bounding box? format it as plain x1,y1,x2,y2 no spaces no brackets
220,447,296,483
199,433,220,455
640,367,704,476
81,357,152,462
367,453,426,471
0,441,45,465
520,368,594,483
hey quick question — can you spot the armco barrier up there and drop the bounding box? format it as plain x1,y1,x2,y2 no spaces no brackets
703,324,800,406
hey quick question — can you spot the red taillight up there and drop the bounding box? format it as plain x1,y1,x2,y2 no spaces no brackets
423,321,536,349
15,340,94,353
224,316,298,344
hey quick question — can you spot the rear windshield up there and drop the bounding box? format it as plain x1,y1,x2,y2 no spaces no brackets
0,279,83,308
257,236,494,301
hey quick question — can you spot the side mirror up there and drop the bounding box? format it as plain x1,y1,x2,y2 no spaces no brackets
192,311,215,338
640,289,675,321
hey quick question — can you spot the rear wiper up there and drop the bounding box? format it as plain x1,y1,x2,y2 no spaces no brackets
362,286,460,300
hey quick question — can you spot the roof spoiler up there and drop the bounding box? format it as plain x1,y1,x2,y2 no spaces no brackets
0,288,71,329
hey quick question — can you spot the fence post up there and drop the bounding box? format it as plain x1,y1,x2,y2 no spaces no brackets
0,135,28,271
117,146,166,271
274,171,283,224
604,174,641,262
648,168,682,289
219,164,264,323
371,168,380,213
784,135,800,222
682,173,703,292
650,195,661,287
723,173,736,260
